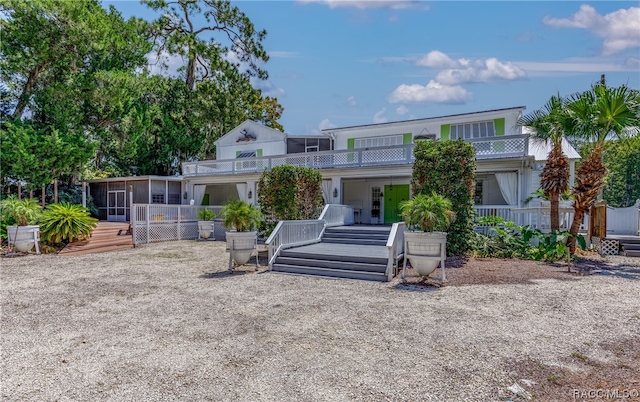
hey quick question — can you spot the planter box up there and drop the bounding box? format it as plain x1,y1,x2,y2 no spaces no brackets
227,231,258,266
7,225,41,254
403,231,447,279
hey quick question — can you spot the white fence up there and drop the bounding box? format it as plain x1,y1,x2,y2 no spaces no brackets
607,200,640,236
266,220,326,267
130,204,225,245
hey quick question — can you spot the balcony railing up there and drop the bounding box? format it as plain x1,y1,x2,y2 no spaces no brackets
182,135,529,176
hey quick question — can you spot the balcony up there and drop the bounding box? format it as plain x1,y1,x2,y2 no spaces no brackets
182,135,529,176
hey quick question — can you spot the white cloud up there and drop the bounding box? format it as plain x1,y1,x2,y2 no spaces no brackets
387,80,472,104
416,50,459,68
147,51,184,77
253,79,285,98
543,5,640,55
318,118,337,130
396,105,409,115
624,57,640,69
373,108,388,123
347,96,357,106
296,0,427,10
435,57,526,85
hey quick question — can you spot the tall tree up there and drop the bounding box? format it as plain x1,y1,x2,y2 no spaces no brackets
1,0,151,187
520,95,572,231
143,0,268,91
565,83,640,252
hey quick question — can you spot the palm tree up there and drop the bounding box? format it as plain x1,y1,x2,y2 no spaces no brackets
520,94,572,231
565,83,640,253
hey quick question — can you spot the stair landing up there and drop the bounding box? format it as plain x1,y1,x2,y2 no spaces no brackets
58,222,133,256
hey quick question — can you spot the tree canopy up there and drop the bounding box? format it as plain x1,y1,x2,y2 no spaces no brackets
1,0,284,191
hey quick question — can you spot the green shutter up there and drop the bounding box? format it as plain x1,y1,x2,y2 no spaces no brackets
440,124,450,140
403,133,412,144
236,151,241,156
494,118,505,136
257,149,263,157
257,149,263,169
347,138,355,162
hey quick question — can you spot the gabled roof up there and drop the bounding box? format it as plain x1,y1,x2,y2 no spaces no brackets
214,120,286,147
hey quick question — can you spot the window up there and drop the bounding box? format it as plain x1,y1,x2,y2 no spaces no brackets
450,121,495,140
354,134,403,149
237,151,256,158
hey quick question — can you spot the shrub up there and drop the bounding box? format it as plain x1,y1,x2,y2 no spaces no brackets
197,209,216,221
257,165,324,237
411,140,476,255
220,199,263,232
39,202,98,244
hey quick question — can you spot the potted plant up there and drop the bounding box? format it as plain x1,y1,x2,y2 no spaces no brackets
0,195,42,253
220,199,263,266
400,192,455,277
197,208,216,240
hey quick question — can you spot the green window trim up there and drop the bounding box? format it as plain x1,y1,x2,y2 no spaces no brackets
403,133,412,144
347,138,355,149
494,118,505,136
440,124,450,140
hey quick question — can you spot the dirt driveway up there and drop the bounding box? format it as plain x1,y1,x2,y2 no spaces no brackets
2,241,639,401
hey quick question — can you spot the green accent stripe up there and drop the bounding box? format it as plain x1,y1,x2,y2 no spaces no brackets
403,133,412,144
347,138,355,149
494,118,505,136
440,124,450,140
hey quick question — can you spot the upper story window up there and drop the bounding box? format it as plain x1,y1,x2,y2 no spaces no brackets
354,134,403,148
450,121,495,140
287,137,332,154
237,151,256,158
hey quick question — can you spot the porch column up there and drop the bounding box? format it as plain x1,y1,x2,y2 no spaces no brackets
82,182,86,208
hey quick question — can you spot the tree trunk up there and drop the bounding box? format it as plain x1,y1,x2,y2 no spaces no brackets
12,61,48,119
186,55,196,91
567,143,607,254
549,193,560,231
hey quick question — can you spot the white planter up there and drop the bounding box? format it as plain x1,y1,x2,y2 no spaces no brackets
198,221,214,240
7,225,40,253
227,231,257,265
404,231,447,277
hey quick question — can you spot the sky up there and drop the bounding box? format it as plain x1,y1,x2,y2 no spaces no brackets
103,1,640,135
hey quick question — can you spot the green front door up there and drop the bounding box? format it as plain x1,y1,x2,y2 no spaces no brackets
383,184,410,224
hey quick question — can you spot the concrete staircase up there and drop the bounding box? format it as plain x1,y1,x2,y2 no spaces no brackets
272,226,392,281
620,237,640,257
58,222,133,256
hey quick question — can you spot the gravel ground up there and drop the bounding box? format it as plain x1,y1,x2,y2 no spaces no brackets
1,240,639,401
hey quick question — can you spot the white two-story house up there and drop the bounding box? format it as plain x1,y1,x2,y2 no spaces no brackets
178,106,580,225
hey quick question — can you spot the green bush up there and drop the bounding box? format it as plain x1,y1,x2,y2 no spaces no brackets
257,165,324,237
469,218,586,262
0,196,42,240
411,140,476,255
39,202,98,244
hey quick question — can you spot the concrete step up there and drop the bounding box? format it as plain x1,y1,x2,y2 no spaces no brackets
322,232,389,240
275,256,387,273
272,264,387,282
624,249,640,257
321,238,387,246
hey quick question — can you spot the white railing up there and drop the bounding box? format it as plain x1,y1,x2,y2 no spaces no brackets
318,204,355,227
467,134,528,160
386,222,405,281
130,204,224,245
182,136,529,177
266,220,326,268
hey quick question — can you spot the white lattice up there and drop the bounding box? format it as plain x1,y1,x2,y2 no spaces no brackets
601,239,619,256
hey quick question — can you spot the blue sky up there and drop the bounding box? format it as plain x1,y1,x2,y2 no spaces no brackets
104,1,640,135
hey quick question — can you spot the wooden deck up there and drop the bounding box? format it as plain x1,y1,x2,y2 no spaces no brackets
282,242,389,262
58,222,133,256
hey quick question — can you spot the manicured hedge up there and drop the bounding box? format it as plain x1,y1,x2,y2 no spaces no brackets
411,139,476,255
257,165,324,221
